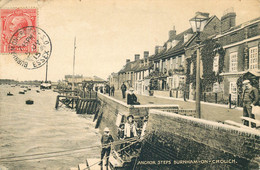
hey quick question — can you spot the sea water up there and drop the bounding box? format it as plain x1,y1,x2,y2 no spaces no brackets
0,85,101,170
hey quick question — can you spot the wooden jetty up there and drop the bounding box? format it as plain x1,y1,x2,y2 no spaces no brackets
55,90,99,114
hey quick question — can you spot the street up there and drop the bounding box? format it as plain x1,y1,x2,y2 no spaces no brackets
108,90,248,124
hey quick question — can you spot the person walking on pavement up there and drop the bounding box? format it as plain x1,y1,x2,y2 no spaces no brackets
99,127,114,166
242,80,259,128
111,85,115,96
121,82,127,99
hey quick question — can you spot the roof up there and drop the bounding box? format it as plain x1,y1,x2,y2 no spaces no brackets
153,15,217,61
153,28,193,61
93,76,106,82
244,70,260,77
135,62,153,72
215,17,260,38
118,60,142,73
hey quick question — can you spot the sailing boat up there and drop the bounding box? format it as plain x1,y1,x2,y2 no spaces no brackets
40,61,52,89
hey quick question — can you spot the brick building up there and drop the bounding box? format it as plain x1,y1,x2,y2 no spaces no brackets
110,10,259,105
153,12,221,98
214,11,260,102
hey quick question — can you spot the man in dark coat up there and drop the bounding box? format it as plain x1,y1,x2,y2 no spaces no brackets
99,127,114,166
121,82,127,99
242,80,259,127
110,85,115,96
127,88,140,105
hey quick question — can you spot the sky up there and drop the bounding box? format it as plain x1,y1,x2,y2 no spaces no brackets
0,0,259,81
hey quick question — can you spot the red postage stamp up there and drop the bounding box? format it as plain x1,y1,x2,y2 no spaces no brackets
1,8,37,53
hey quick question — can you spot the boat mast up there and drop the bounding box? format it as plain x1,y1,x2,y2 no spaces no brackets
72,37,76,90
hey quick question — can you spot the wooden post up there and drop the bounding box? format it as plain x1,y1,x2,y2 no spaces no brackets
81,101,86,114
215,93,217,103
55,95,60,109
77,100,83,114
203,93,206,102
84,101,89,114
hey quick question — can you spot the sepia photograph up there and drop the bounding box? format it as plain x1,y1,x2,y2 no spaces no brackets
0,0,259,169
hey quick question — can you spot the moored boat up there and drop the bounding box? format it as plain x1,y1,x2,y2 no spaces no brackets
26,100,34,105
7,92,13,96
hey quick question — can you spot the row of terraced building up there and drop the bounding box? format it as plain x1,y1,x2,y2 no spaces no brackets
108,9,260,105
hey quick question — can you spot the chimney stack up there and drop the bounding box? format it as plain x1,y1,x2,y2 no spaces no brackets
169,25,176,40
144,51,149,59
126,59,130,64
221,8,236,33
134,54,140,61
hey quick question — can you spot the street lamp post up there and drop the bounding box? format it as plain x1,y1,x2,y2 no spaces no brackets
189,12,208,118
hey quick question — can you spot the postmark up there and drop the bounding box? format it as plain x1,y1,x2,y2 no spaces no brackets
9,26,52,69
1,8,37,53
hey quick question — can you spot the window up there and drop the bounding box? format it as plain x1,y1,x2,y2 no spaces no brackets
230,33,238,43
213,53,219,73
248,25,258,38
175,57,178,69
249,46,258,70
213,82,219,93
181,55,185,66
170,58,173,69
229,52,237,72
229,82,237,102
190,62,194,74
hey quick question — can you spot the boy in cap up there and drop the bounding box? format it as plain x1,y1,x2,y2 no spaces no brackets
117,124,125,156
99,127,114,166
242,79,259,127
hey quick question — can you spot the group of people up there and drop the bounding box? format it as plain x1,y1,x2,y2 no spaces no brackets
99,84,115,96
99,115,148,166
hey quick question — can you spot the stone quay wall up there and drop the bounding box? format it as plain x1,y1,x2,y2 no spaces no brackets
137,109,260,170
96,93,179,141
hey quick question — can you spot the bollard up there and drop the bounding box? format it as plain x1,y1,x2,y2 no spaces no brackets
215,93,217,103
203,93,206,102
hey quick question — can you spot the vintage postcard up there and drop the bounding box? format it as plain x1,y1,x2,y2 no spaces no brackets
0,0,259,169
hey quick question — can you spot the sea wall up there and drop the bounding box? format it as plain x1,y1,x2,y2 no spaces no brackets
96,93,179,140
137,109,260,170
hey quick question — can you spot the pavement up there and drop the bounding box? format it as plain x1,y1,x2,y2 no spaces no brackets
105,90,253,124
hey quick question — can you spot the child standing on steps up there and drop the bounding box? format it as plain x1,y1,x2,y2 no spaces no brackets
99,127,114,166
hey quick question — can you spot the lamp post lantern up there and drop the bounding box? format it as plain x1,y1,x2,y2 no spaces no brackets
189,12,208,118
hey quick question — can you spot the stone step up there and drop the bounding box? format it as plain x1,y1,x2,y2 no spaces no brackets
224,120,249,128
78,163,87,170
241,116,260,125
70,168,78,170
71,158,113,170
